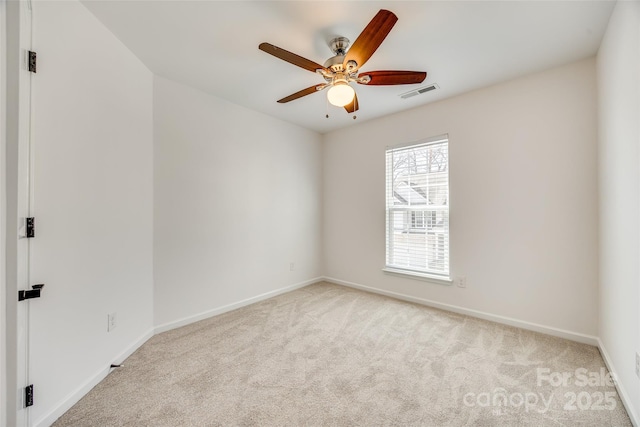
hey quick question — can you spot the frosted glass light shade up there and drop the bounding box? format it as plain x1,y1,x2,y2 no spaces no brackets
327,83,355,107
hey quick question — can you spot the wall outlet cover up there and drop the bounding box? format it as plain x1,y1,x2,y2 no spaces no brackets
107,312,117,332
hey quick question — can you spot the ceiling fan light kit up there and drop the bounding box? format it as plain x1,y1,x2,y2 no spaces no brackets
259,9,427,115
327,81,355,107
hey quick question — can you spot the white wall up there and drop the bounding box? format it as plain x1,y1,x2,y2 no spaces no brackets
153,76,322,329
324,58,599,338
29,1,154,425
597,0,640,423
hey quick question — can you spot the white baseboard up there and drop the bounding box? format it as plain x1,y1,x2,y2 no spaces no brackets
34,328,154,427
597,339,639,427
323,276,599,346
154,277,323,334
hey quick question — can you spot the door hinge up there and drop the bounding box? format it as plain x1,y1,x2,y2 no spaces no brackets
25,384,34,407
19,284,45,301
26,217,35,238
28,51,37,73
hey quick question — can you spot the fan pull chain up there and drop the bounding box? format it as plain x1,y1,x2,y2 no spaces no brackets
325,96,329,119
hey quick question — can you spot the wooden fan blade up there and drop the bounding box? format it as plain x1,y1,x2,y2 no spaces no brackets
259,43,327,73
343,10,398,70
344,92,359,113
277,84,325,103
358,70,427,85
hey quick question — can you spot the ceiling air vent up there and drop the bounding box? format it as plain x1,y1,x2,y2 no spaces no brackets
399,83,439,100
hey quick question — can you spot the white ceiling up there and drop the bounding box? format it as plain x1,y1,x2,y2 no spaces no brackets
80,1,614,134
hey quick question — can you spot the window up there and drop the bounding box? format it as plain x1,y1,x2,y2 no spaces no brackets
385,135,450,281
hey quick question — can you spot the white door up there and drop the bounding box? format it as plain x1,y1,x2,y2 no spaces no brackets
7,0,36,425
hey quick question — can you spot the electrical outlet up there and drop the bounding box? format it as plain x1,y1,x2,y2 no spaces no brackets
289,262,295,271
636,352,640,379
107,312,117,332
457,276,467,288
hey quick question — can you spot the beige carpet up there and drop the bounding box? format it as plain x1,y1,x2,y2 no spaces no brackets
53,282,632,426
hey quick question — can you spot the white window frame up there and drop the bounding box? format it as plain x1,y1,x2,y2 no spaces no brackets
383,135,452,285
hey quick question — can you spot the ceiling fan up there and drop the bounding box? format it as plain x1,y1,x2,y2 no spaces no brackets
259,9,427,114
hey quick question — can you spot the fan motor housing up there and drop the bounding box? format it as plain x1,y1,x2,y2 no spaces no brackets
323,55,346,72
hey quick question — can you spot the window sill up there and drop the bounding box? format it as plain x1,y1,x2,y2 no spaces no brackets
382,267,453,286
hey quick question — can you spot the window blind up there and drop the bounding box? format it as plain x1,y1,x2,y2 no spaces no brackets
385,136,450,278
